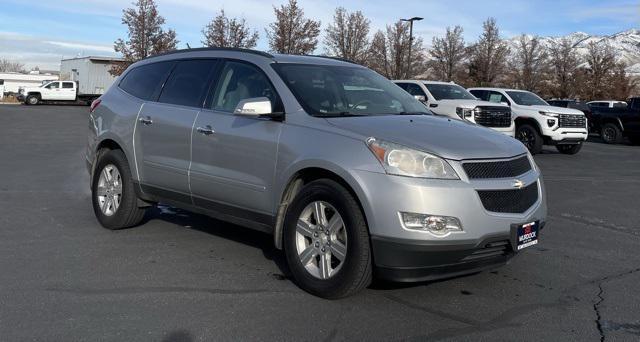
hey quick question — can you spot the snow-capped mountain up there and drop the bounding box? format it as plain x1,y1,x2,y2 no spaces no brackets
506,29,640,75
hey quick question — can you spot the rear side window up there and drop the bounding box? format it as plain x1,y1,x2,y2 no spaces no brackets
119,61,174,100
62,82,74,89
159,59,218,107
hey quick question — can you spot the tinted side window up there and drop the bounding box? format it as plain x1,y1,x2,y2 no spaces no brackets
469,90,486,101
119,62,174,100
404,84,426,97
158,59,218,107
211,61,279,112
62,82,74,89
395,83,409,91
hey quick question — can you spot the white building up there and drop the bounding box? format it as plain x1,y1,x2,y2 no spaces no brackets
60,56,124,95
0,72,59,94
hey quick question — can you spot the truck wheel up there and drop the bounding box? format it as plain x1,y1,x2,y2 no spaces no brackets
283,179,372,299
556,143,582,155
516,124,543,154
601,123,622,144
91,149,147,230
26,95,39,105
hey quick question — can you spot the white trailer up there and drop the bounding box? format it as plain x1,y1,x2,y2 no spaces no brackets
0,72,59,95
59,56,123,97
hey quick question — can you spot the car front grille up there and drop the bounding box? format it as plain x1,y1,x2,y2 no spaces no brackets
474,106,512,128
461,240,512,262
463,155,532,179
477,181,539,213
559,114,586,128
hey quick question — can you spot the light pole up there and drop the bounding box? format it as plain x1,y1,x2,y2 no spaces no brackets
400,17,423,78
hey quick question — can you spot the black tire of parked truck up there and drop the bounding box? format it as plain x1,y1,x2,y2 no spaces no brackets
91,149,147,230
556,143,582,155
601,123,622,144
25,95,39,105
516,124,543,154
283,179,372,299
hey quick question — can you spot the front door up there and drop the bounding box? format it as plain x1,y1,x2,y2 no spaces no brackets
41,81,60,100
190,60,282,224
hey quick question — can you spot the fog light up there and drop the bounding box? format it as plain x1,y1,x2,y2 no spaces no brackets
400,212,463,235
547,119,555,127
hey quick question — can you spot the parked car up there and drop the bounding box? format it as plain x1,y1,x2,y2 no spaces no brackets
87,48,547,298
394,80,514,136
587,100,628,109
18,80,101,105
469,88,588,155
546,99,593,131
588,97,640,144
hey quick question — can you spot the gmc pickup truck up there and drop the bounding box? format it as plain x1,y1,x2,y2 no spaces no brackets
589,97,640,145
18,80,101,105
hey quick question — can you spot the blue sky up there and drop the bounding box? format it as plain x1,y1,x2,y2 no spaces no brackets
1,0,638,70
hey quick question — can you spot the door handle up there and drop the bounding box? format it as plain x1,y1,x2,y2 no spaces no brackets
138,116,153,125
197,125,215,135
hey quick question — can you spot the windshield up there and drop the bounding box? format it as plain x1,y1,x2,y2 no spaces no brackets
424,83,476,100
273,64,429,117
506,91,548,106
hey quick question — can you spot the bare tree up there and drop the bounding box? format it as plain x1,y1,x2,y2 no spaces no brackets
583,41,616,100
607,62,637,100
429,26,465,82
547,38,581,99
467,18,510,86
111,0,179,75
202,9,259,49
266,0,320,55
508,35,549,92
324,7,370,63
365,21,427,79
0,59,25,73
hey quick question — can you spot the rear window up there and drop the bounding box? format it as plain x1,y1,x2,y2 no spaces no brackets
62,82,74,89
158,59,218,107
119,61,174,100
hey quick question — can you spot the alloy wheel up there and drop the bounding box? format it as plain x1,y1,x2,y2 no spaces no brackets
295,201,348,279
96,164,122,216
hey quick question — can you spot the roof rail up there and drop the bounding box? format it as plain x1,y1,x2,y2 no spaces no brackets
144,47,274,60
306,55,358,65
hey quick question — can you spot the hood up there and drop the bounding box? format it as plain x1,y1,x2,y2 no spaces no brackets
326,115,525,160
522,105,585,115
438,99,508,109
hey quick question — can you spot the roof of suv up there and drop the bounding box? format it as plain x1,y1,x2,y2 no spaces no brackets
140,47,360,67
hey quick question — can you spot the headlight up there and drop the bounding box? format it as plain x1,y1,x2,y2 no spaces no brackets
456,107,475,119
539,111,559,117
366,138,459,179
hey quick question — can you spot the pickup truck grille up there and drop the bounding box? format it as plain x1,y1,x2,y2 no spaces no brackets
477,181,539,214
558,114,586,128
463,155,532,179
474,106,511,128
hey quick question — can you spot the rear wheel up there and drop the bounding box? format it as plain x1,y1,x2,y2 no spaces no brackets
601,123,622,144
91,149,146,229
556,143,582,155
26,95,39,105
283,179,372,299
516,124,543,154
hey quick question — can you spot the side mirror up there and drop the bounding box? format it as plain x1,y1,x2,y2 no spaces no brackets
414,95,426,102
234,97,273,117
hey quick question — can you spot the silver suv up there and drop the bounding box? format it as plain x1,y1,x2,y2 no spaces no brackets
86,48,547,298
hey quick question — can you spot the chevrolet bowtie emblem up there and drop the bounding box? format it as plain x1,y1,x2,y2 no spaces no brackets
513,179,525,189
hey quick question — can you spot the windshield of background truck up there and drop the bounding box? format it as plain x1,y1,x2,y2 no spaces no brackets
424,83,476,100
506,91,548,106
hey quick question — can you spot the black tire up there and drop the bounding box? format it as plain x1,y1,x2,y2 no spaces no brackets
601,123,622,144
283,179,372,299
91,149,146,229
556,143,582,155
516,124,543,154
26,95,39,105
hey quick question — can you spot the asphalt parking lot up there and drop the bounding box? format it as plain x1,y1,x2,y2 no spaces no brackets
1,104,639,341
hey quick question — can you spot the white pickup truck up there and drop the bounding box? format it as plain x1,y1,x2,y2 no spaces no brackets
469,88,588,155
18,80,101,105
394,80,514,137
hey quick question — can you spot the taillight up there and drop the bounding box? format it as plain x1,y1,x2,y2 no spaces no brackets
90,98,102,113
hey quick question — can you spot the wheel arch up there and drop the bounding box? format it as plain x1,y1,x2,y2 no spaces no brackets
514,117,543,135
273,164,371,250
601,117,624,132
91,134,136,184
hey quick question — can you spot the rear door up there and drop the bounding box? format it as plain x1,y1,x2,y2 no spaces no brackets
622,99,640,134
61,82,76,100
190,60,282,223
132,59,218,200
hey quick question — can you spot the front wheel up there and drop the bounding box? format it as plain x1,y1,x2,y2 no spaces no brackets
91,149,147,229
26,95,39,105
556,143,583,155
283,179,372,299
516,124,543,154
